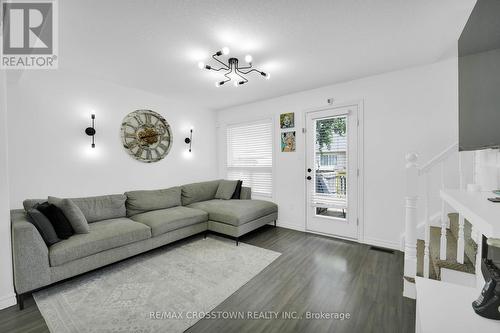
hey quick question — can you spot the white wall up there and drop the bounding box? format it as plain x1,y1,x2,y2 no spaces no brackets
6,70,218,208
216,58,459,249
0,72,16,309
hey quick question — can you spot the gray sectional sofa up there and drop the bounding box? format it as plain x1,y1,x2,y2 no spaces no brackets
11,180,278,309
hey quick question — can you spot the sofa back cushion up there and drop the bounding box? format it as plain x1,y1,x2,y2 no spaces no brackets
23,199,46,211
125,187,181,217
181,180,221,206
24,195,127,223
240,187,252,200
70,195,127,223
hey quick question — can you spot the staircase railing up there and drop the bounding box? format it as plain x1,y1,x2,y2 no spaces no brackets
403,142,466,298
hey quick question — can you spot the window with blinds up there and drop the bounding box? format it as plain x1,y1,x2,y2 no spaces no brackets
226,120,273,197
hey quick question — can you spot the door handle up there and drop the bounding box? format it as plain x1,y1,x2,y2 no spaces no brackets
306,176,312,180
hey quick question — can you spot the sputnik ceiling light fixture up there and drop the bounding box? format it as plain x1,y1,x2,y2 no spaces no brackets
198,47,270,87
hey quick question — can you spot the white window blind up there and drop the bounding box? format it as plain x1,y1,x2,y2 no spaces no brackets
226,121,273,197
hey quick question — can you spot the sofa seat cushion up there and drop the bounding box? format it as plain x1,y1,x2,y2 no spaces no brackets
188,199,277,226
49,218,151,266
130,206,208,237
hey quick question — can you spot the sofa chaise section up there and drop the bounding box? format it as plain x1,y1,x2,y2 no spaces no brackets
181,180,278,244
188,199,277,226
188,199,278,239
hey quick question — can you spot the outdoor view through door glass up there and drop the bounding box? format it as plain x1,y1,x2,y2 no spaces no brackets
314,116,347,220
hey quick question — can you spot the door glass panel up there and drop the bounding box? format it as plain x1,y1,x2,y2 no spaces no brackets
313,115,348,220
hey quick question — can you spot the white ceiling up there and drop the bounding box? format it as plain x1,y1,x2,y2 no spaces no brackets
58,0,476,110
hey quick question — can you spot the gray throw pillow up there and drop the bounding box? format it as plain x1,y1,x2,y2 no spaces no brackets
48,197,89,234
27,208,61,246
215,180,239,200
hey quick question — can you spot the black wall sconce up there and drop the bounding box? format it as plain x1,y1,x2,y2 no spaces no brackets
185,128,193,152
85,114,96,148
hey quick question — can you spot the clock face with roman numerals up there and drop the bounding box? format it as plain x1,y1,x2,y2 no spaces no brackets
120,110,173,163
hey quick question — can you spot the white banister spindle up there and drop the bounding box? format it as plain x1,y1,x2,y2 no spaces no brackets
440,162,448,260
423,173,431,278
475,235,483,287
404,153,418,289
471,225,478,243
456,152,465,264
457,214,465,264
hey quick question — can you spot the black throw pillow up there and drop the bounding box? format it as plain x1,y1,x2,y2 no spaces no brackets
37,202,74,239
231,180,243,199
27,208,61,246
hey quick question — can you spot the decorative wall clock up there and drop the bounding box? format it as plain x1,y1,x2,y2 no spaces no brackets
120,110,173,163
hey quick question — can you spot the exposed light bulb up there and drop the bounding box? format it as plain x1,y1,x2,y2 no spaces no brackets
245,55,253,63
198,62,205,69
233,81,239,87
215,81,221,87
222,47,230,55
261,72,270,80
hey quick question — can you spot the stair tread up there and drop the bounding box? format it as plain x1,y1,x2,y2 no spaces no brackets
429,226,475,278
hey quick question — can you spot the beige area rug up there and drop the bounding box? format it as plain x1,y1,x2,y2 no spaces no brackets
34,236,281,332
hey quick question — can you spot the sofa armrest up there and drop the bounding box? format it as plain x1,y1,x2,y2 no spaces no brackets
11,209,51,294
240,187,252,200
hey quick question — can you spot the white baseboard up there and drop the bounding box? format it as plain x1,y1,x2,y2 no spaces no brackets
304,228,358,242
0,292,16,310
363,237,401,251
276,222,400,251
275,222,306,232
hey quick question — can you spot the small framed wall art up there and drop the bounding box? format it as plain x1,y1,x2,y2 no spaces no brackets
281,131,296,152
280,112,294,129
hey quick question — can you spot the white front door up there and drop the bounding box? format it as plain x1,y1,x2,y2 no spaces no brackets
305,104,360,239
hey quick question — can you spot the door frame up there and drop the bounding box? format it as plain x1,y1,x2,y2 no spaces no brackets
303,100,364,243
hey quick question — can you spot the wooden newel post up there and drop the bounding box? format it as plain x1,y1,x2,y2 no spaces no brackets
404,153,418,298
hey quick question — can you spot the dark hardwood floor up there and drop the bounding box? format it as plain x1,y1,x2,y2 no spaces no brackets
0,226,415,333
